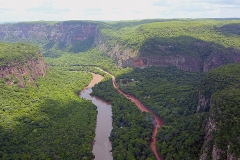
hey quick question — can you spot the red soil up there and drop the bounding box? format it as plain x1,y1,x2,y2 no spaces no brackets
97,68,164,160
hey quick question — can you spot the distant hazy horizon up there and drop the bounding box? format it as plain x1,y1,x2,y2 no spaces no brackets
0,0,240,22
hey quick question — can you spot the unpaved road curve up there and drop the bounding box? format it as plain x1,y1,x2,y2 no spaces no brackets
96,68,164,160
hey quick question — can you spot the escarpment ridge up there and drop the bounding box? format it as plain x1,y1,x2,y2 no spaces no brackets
1,20,240,71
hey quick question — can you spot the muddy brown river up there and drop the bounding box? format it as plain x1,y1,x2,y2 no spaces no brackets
96,67,164,160
81,70,164,160
80,73,113,160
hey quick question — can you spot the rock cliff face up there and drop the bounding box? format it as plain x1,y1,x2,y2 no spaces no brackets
1,21,240,72
49,22,96,43
96,37,240,72
0,21,240,72
0,53,48,87
95,31,240,72
122,55,203,71
198,95,240,160
0,21,97,52
0,23,49,40
197,64,240,160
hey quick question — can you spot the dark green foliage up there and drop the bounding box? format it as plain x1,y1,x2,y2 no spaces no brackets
108,19,177,29
199,63,240,158
199,63,240,98
117,67,203,121
44,40,55,50
69,37,94,53
115,66,206,159
92,79,155,159
217,23,240,36
42,50,61,58
46,48,132,76
140,36,214,57
0,42,39,66
100,19,240,58
0,68,96,159
57,41,66,50
157,114,207,160
1,19,240,160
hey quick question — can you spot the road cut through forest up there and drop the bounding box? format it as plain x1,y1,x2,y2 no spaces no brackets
96,68,164,160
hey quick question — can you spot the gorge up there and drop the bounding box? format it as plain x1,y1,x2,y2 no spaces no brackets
1,19,240,160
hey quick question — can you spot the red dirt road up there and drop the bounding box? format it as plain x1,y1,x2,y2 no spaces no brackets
97,68,164,160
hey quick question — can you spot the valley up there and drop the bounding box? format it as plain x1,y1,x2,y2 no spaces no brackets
0,19,240,160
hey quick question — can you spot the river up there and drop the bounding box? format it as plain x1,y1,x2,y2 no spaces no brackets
96,67,164,160
80,73,113,160
80,70,164,160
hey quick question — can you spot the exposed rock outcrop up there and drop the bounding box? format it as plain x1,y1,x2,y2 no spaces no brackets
197,93,211,113
96,40,138,67
123,55,203,71
0,21,97,52
198,93,240,160
96,34,240,72
200,116,240,160
203,51,240,72
0,54,48,87
1,21,240,72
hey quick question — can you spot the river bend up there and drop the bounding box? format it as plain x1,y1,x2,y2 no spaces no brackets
80,73,113,160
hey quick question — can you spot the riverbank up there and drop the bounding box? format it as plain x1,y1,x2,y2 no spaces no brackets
84,73,104,89
80,73,113,160
95,67,164,160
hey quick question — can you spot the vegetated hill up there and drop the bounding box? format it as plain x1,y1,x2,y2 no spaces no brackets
0,68,97,159
1,19,240,72
113,64,240,160
115,67,205,159
97,19,240,71
0,42,48,87
198,63,240,160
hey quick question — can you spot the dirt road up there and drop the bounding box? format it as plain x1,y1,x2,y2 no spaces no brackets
97,68,164,160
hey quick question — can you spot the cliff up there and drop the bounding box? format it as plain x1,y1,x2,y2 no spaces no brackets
96,20,240,72
0,43,48,87
1,20,240,72
197,63,240,160
0,21,99,54
96,35,240,72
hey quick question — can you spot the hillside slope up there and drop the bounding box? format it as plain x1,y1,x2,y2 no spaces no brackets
0,42,97,159
0,21,100,56
112,63,240,159
198,63,240,160
0,42,48,87
1,20,240,72
97,20,240,71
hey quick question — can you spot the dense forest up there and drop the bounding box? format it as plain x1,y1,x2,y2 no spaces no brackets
0,66,98,159
199,63,240,159
45,48,132,76
112,64,240,159
100,20,240,51
92,78,155,160
113,67,206,159
0,43,100,159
